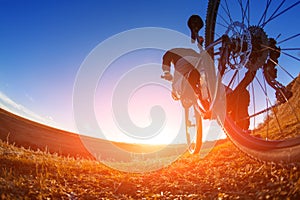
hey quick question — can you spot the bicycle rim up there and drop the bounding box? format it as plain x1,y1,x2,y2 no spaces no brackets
205,0,300,163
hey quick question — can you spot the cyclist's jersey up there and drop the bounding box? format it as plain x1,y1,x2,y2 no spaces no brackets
172,50,215,99
162,48,199,72
173,56,199,97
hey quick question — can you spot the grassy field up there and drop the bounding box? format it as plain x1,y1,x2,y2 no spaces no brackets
0,76,299,199
0,138,299,199
254,74,300,140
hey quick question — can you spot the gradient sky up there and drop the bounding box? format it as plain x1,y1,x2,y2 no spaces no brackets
0,0,207,144
0,0,299,144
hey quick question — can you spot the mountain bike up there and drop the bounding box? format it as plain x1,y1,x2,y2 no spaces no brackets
163,0,300,163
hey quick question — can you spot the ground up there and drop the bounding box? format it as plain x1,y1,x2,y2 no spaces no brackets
0,139,299,199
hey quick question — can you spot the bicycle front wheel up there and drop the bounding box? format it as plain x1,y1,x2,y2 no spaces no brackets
205,0,300,163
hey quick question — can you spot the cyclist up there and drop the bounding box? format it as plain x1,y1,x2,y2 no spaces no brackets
161,48,201,100
161,15,206,101
162,14,251,129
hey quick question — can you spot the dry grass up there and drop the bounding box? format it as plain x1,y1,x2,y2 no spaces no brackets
0,139,299,199
0,76,299,199
254,74,300,140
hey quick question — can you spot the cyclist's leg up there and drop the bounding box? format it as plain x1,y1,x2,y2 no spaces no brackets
174,56,198,101
187,68,212,112
227,86,250,130
171,71,183,100
187,68,200,96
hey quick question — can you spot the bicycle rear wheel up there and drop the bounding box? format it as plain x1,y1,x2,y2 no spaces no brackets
184,105,202,154
205,0,300,162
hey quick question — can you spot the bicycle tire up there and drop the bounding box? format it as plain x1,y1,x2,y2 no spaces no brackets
185,105,202,154
205,0,300,163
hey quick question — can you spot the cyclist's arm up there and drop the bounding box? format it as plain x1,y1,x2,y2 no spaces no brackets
162,51,172,73
161,51,174,81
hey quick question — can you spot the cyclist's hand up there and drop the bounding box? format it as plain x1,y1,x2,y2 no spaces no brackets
161,72,173,81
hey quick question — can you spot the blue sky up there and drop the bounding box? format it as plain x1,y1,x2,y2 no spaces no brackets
0,0,206,143
0,0,299,144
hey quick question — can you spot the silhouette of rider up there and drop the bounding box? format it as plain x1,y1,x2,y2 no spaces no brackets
161,15,205,101
161,15,251,129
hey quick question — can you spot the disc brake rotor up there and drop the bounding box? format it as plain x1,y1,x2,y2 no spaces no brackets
225,21,252,69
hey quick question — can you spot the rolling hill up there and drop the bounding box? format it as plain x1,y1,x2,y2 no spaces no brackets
254,73,300,139
0,107,192,162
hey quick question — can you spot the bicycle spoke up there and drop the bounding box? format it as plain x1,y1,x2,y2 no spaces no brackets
247,0,250,27
261,0,285,27
281,51,300,62
278,88,300,123
262,41,300,62
237,0,245,25
269,58,296,81
220,0,241,34
248,103,280,119
262,0,286,27
278,33,300,45
262,1,300,28
238,0,250,27
258,0,272,26
277,33,300,45
216,21,229,30
268,59,300,123
281,48,300,51
227,69,239,89
215,15,231,40
222,0,234,25
263,74,270,138
255,75,283,130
